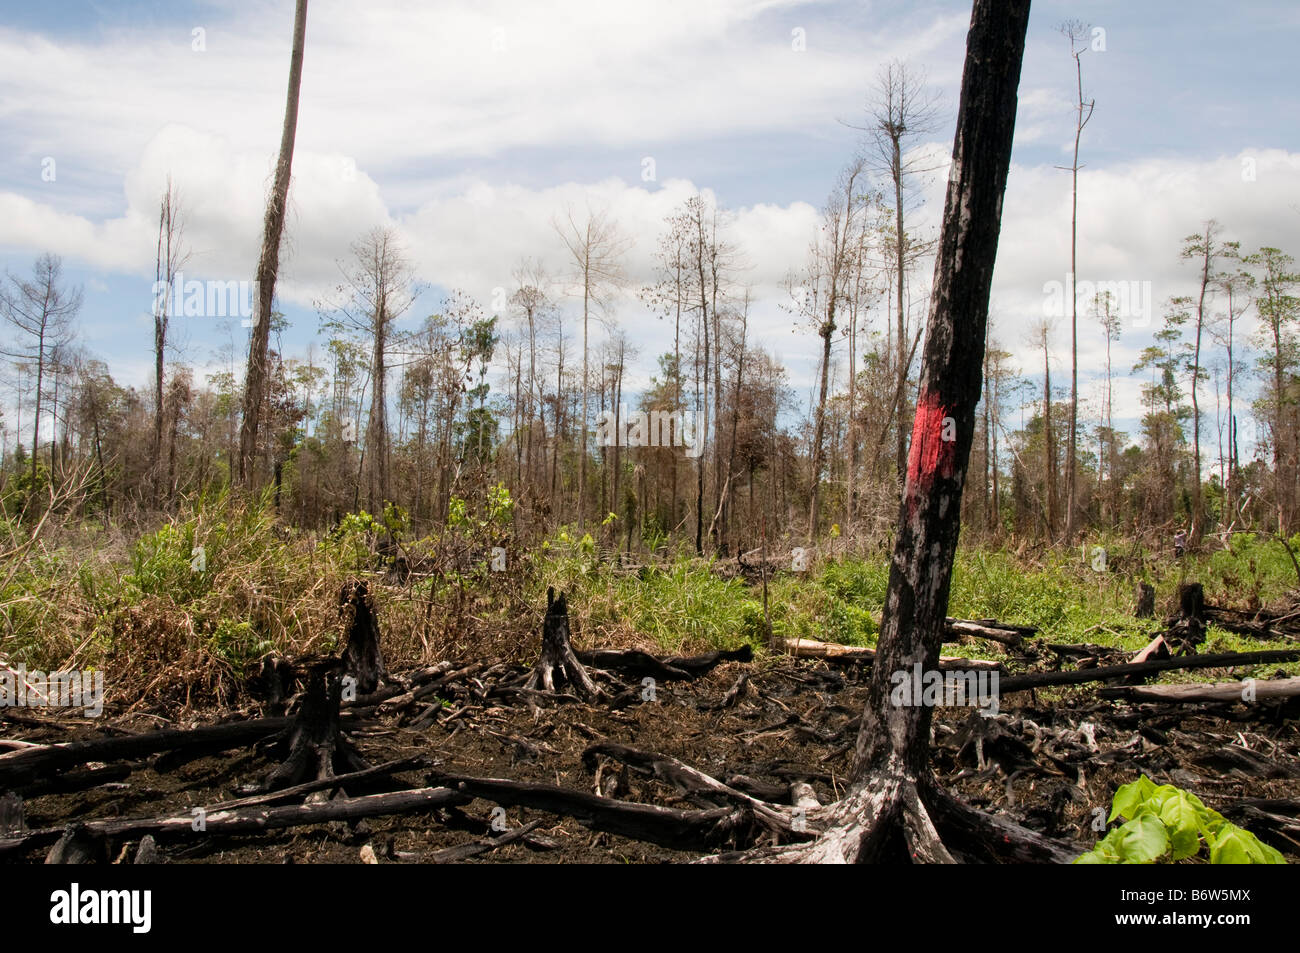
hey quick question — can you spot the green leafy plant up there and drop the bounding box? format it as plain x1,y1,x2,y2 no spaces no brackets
1075,775,1285,864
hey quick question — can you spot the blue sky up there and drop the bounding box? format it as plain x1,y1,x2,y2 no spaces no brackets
1,0,1298,455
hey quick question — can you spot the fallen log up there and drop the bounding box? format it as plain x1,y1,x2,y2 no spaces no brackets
0,716,295,790
375,661,487,713
426,770,751,851
575,644,753,682
581,742,797,833
573,649,691,681
1203,605,1300,641
346,661,457,710
944,618,1034,648
207,756,427,813
18,763,132,798
779,638,1002,671
998,648,1300,694
660,645,754,676
1099,677,1300,705
11,786,470,856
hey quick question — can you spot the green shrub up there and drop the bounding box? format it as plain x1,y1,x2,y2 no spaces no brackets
1076,775,1285,865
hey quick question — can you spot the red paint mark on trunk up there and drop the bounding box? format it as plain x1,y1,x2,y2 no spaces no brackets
905,391,955,517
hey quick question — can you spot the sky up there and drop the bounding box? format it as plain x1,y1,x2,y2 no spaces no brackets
1,0,1298,456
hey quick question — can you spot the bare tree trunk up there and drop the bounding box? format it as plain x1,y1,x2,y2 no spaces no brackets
809,308,834,541
239,0,308,487
1042,324,1056,539
860,0,1028,777
367,296,389,513
1186,221,1218,543
893,157,908,490
579,269,589,531
1062,23,1093,542
745,0,1032,865
152,179,186,507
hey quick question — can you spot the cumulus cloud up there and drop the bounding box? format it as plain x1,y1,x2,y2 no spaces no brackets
0,0,1296,451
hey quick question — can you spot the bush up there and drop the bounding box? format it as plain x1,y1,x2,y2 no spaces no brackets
1076,775,1285,865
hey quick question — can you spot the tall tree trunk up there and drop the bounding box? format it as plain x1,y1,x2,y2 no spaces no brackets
153,200,167,506
893,150,909,490
1188,222,1216,543
1225,285,1239,527
1063,31,1092,542
1042,326,1056,539
809,311,834,541
368,297,388,513
865,0,1029,777
762,0,1031,864
32,324,45,486
239,0,308,487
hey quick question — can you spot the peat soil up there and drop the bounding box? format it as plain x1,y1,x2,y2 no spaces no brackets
3,653,1299,864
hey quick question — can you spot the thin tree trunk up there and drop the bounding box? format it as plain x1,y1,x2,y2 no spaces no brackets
1043,326,1056,539
239,0,308,487
893,150,908,491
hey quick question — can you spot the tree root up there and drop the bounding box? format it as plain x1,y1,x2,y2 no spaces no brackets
697,756,1076,864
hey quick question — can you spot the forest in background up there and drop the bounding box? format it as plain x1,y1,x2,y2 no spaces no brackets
2,28,1298,704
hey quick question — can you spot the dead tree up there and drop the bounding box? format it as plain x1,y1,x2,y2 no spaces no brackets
340,580,387,694
252,661,369,794
1134,582,1155,618
728,0,1042,863
525,588,600,699
239,0,308,486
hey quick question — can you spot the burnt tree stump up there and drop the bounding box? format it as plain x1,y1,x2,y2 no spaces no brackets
250,653,295,715
525,588,601,700
340,580,387,695
251,660,369,794
1170,582,1207,649
1134,582,1155,619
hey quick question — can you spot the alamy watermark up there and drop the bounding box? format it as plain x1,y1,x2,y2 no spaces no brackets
152,273,256,321
1043,274,1152,328
1,665,104,717
890,663,999,717
50,883,151,933
594,406,703,459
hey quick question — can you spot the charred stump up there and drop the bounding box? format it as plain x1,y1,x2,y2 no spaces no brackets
1169,582,1207,650
340,580,387,695
1134,582,1155,618
45,823,108,864
250,653,295,715
252,660,369,794
525,588,601,700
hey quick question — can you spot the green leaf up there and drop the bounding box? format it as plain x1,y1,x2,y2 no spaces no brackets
1114,814,1170,864
1074,826,1124,864
1073,849,1110,864
1209,824,1287,865
1159,792,1204,860
1110,775,1158,823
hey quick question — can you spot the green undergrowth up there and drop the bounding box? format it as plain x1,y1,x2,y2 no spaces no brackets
2,493,1297,701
